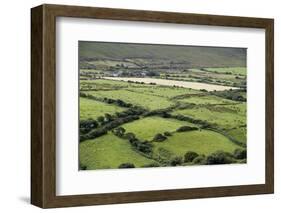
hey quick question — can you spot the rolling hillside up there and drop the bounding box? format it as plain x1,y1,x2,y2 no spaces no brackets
79,41,247,68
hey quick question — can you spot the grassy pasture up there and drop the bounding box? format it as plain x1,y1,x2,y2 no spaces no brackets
226,127,247,144
179,95,236,105
173,103,246,130
153,130,240,158
80,97,124,121
121,116,197,141
80,79,130,90
204,67,246,75
79,42,247,170
80,133,156,170
126,86,200,99
86,89,173,110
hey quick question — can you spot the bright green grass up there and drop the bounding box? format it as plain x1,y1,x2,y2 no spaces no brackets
179,95,236,105
121,116,197,141
86,89,173,110
172,103,246,129
205,67,246,75
126,86,200,99
153,130,240,158
80,133,156,170
80,97,124,120
226,127,247,144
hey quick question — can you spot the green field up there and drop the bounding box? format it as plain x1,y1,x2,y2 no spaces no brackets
153,130,240,158
80,97,124,120
225,127,247,144
126,85,200,99
86,89,174,110
204,67,246,75
179,95,236,105
79,42,247,170
80,133,156,170
121,116,197,141
173,103,246,130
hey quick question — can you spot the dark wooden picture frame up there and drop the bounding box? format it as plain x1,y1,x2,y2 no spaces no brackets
31,4,274,208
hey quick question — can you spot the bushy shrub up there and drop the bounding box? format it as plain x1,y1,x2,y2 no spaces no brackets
170,156,183,166
233,148,247,159
142,162,160,168
184,151,199,163
80,119,99,134
164,131,172,137
124,132,136,140
104,113,114,122
112,127,126,137
192,155,207,165
97,116,105,124
79,134,88,142
79,164,87,170
206,151,235,165
136,141,152,154
80,119,99,129
147,71,159,76
118,163,135,168
86,128,108,139
176,126,198,132
153,133,167,142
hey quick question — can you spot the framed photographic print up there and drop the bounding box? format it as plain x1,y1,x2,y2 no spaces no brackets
31,4,274,208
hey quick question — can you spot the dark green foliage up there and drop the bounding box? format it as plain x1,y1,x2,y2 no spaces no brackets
112,127,126,137
143,108,171,117
211,89,246,102
171,114,209,126
116,107,147,118
85,128,108,140
200,89,208,92
184,151,199,163
115,99,132,108
153,133,167,142
206,151,235,165
192,155,207,165
176,126,198,132
128,137,153,155
233,148,247,159
124,132,136,140
79,119,99,134
164,131,172,137
136,141,153,154
146,71,160,76
118,163,135,168
142,162,160,168
79,164,87,170
170,156,183,166
97,116,105,124
80,115,140,142
79,134,88,142
104,113,114,122
81,93,134,108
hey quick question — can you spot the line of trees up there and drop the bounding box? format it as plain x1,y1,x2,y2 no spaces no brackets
80,114,140,142
112,127,153,156
80,92,133,108
211,89,246,102
183,148,247,165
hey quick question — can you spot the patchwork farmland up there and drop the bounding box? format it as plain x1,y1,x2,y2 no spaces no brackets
79,42,247,170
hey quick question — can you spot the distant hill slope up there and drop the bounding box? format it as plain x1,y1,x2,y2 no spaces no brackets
79,41,246,68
